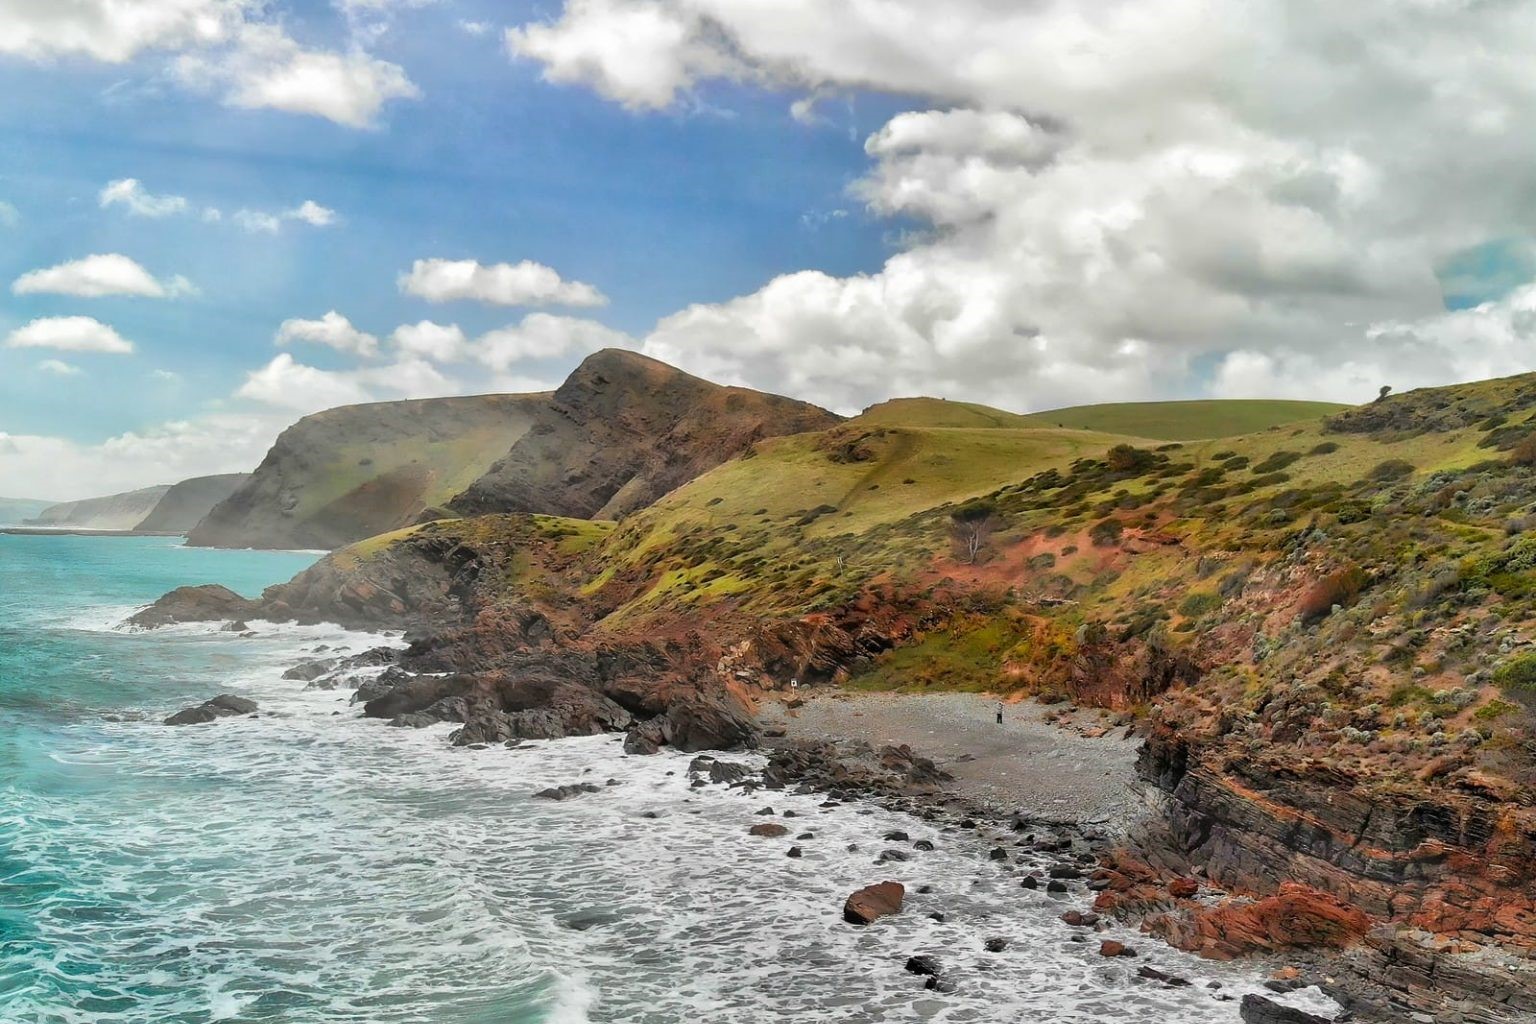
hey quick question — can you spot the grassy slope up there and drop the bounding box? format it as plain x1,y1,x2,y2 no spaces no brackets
1018,399,1347,439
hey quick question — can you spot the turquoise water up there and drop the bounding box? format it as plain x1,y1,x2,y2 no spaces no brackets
0,535,1320,1023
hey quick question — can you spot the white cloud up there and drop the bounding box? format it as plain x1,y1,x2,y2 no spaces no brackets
5,316,134,354
175,23,420,129
400,258,607,308
2,4,417,128
0,0,238,63
99,178,189,218
235,352,456,413
0,413,292,503
37,359,81,376
507,0,1536,411
471,314,632,370
391,320,469,361
12,254,195,299
232,199,337,233
275,311,380,357
0,201,18,227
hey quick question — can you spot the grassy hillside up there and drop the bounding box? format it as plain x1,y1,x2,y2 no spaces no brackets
1018,398,1346,439
854,397,1040,430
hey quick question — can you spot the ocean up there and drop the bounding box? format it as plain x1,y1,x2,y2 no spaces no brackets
0,534,1334,1023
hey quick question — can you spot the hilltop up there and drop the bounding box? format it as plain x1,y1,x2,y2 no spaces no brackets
0,497,56,526
1018,398,1345,439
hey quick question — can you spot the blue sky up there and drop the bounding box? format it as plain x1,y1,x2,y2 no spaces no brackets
4,0,1536,500
0,1,909,450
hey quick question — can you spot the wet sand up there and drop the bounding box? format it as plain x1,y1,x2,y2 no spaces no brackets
763,691,1150,834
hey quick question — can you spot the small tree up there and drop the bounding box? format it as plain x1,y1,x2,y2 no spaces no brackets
1375,385,1393,403
950,501,1001,565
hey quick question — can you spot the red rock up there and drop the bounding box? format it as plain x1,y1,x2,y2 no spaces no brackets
748,823,789,838
1099,940,1136,957
1168,878,1199,899
843,881,905,925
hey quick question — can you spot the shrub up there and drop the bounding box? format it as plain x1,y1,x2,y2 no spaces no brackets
1309,441,1340,456
1509,435,1536,468
1106,444,1158,474
1089,518,1124,547
1178,591,1222,618
1253,451,1302,474
1368,459,1415,482
1298,565,1368,624
1494,652,1536,691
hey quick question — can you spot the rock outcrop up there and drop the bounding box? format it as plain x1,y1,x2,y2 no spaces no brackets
843,882,905,925
129,585,259,629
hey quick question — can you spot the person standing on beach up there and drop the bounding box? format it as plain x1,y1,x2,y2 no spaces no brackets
996,701,1004,725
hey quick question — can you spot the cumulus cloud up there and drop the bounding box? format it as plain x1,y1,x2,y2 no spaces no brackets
274,311,379,357
175,23,420,128
5,316,134,354
507,0,1536,411
3,3,417,128
99,178,189,218
0,201,18,227
471,313,632,370
391,320,470,362
12,254,195,299
236,352,455,413
37,359,81,376
400,258,608,308
0,0,237,63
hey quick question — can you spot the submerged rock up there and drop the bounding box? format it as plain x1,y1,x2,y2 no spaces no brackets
164,694,258,726
534,783,602,801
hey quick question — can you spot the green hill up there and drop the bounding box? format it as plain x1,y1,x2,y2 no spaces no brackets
1018,398,1346,439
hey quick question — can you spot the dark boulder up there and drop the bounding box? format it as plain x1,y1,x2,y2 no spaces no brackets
905,955,942,977
623,717,665,755
164,694,258,726
1238,995,1333,1024
534,783,602,801
129,585,259,629
282,658,339,682
352,667,417,705
662,694,760,753
451,683,633,745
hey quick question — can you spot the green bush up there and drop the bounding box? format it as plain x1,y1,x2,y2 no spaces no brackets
1368,459,1415,482
1089,518,1124,547
1252,451,1302,474
1178,591,1222,617
1309,441,1340,455
1494,653,1536,691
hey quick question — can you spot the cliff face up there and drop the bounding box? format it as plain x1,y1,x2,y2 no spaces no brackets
135,474,250,533
27,485,172,531
447,349,842,520
187,394,545,550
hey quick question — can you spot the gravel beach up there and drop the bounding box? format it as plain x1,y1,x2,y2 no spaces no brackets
763,691,1150,834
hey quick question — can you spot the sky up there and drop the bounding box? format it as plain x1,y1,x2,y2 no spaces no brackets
3,0,1536,500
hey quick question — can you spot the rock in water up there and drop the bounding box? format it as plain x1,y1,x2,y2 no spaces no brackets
164,694,258,726
623,718,664,755
128,585,258,629
533,783,602,801
662,695,761,753
1238,994,1334,1024
842,881,905,925
748,823,789,838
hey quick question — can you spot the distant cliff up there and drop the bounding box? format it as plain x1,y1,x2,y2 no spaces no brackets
0,497,55,526
186,394,547,550
26,486,172,531
135,474,250,533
